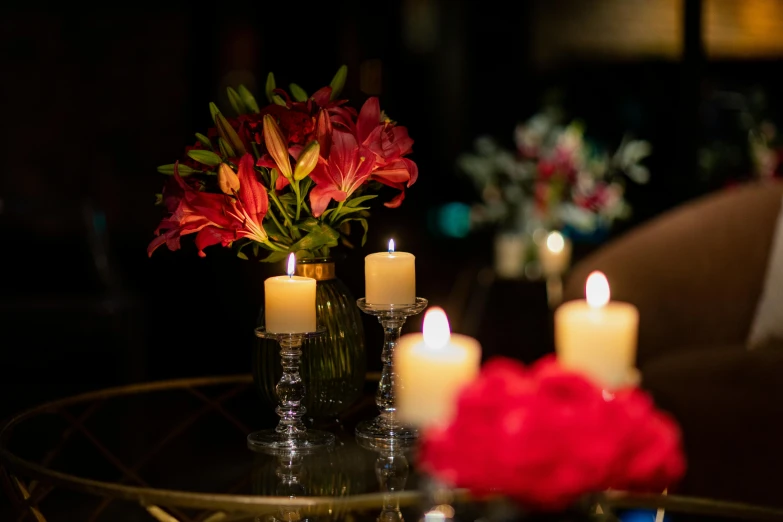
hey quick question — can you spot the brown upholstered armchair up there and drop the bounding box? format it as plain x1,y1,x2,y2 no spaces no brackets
563,180,783,507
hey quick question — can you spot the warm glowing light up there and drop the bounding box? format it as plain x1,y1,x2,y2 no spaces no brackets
388,238,395,253
586,271,610,308
546,231,565,253
286,253,296,277
432,505,456,518
422,307,451,349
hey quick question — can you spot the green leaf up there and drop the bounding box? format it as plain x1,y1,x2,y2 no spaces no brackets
227,86,247,115
236,251,249,260
279,193,297,207
345,195,378,207
300,177,313,195
154,193,163,205
335,206,370,219
195,133,212,149
218,137,236,158
329,65,348,100
238,85,260,113
297,217,319,233
265,72,276,103
260,250,289,263
157,163,198,176
262,220,288,244
291,227,337,254
187,149,223,167
209,102,220,124
320,222,341,241
357,217,369,246
272,94,286,106
289,83,308,102
269,168,279,190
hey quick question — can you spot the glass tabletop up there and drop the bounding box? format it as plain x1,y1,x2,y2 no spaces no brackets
2,375,783,522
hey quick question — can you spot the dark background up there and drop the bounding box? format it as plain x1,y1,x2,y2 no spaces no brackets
2,0,783,420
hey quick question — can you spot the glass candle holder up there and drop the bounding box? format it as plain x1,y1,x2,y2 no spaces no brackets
355,297,428,443
357,436,415,522
249,326,335,452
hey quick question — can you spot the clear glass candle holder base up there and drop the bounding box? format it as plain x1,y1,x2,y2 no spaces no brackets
247,429,335,452
355,414,419,444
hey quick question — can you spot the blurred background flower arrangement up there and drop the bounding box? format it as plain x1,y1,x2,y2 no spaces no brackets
699,86,783,191
456,104,652,280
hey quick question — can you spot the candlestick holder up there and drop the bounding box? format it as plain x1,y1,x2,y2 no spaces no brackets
357,436,415,522
356,297,428,443
249,326,335,452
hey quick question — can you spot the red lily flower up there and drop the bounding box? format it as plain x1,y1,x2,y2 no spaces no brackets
309,130,374,217
355,97,418,206
310,86,357,133
148,154,269,257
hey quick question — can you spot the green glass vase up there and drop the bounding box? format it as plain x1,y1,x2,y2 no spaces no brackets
253,257,366,419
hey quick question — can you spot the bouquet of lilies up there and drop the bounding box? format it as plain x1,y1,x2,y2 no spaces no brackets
148,65,418,262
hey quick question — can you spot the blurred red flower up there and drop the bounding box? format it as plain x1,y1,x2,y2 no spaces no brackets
417,355,686,512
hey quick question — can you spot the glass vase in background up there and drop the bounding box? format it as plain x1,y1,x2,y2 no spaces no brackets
253,257,366,420
493,230,528,280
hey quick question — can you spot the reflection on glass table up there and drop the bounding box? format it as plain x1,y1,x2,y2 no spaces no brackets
2,375,783,521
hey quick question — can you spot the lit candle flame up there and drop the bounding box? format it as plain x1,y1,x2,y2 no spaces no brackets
586,271,610,308
388,238,395,254
546,231,565,253
423,307,451,349
286,253,296,278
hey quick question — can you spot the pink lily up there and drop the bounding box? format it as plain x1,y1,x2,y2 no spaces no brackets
355,97,418,206
309,130,374,217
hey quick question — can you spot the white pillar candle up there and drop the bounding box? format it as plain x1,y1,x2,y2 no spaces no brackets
365,239,415,305
554,271,639,390
539,230,572,277
395,307,482,428
264,253,317,333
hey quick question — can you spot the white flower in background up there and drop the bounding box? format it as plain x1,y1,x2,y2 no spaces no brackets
613,136,652,184
575,170,596,195
558,203,598,232
495,150,519,177
598,183,629,221
457,154,494,185
475,135,499,156
515,113,554,157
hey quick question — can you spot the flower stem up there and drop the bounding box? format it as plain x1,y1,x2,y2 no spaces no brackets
263,240,287,252
329,200,345,225
301,197,312,216
293,180,302,222
270,190,300,239
266,207,289,240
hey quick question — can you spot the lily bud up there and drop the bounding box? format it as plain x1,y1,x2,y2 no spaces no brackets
293,141,321,181
218,163,240,195
315,109,332,157
215,112,246,156
262,114,293,180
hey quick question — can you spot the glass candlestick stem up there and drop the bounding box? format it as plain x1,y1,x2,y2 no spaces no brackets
249,326,334,452
355,298,428,443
